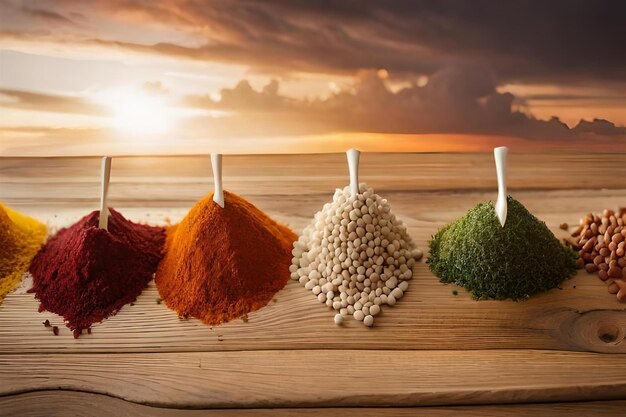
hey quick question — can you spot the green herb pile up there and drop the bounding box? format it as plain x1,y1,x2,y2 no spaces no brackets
428,196,577,300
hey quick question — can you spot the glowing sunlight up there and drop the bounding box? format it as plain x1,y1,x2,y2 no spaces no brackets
99,88,174,136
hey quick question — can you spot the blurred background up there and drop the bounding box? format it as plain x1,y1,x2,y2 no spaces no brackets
0,0,625,156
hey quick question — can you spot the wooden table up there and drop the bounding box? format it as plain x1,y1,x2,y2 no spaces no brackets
1,152,626,416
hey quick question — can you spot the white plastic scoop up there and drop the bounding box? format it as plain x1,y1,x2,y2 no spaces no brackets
98,156,112,230
493,146,508,227
211,153,224,208
347,148,361,196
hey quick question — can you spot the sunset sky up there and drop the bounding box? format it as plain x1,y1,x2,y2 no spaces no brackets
0,0,625,155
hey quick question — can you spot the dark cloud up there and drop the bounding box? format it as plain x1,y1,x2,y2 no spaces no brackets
523,94,626,102
2,65,623,141
181,65,626,141
3,0,625,87
21,6,75,25
0,89,108,115
184,79,294,112
573,119,626,136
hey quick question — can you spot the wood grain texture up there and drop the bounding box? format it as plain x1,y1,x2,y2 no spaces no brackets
1,188,625,354
1,269,625,354
2,153,625,205
3,392,626,417
2,350,626,408
1,153,626,411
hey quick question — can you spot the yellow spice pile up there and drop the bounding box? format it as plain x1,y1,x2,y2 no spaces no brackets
0,203,47,303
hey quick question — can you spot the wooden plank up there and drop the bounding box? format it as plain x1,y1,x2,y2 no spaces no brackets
3,391,626,417
1,153,625,410
2,154,626,207
2,350,626,408
0,154,626,353
1,272,625,354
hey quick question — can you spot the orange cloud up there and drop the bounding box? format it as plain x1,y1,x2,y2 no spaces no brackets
1,66,625,145
0,89,109,115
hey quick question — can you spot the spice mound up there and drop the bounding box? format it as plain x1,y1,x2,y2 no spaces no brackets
291,184,421,327
428,196,577,300
0,203,47,303
155,191,296,325
29,208,165,336
567,208,626,300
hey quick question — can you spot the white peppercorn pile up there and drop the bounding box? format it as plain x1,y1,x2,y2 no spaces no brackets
290,184,422,327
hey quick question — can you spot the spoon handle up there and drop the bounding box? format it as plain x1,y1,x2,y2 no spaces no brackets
211,153,224,208
494,146,508,227
347,148,361,197
98,156,111,230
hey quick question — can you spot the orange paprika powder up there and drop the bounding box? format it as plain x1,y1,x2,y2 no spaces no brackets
155,191,296,325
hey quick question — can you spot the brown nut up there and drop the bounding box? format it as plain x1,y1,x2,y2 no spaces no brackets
609,266,623,279
582,238,596,252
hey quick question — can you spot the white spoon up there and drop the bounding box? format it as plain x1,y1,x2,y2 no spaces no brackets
211,153,224,208
98,156,111,230
347,148,361,197
494,146,508,227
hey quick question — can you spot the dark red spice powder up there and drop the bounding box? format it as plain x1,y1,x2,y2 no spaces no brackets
29,208,164,335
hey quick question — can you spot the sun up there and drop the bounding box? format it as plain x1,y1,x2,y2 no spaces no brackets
99,88,174,135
